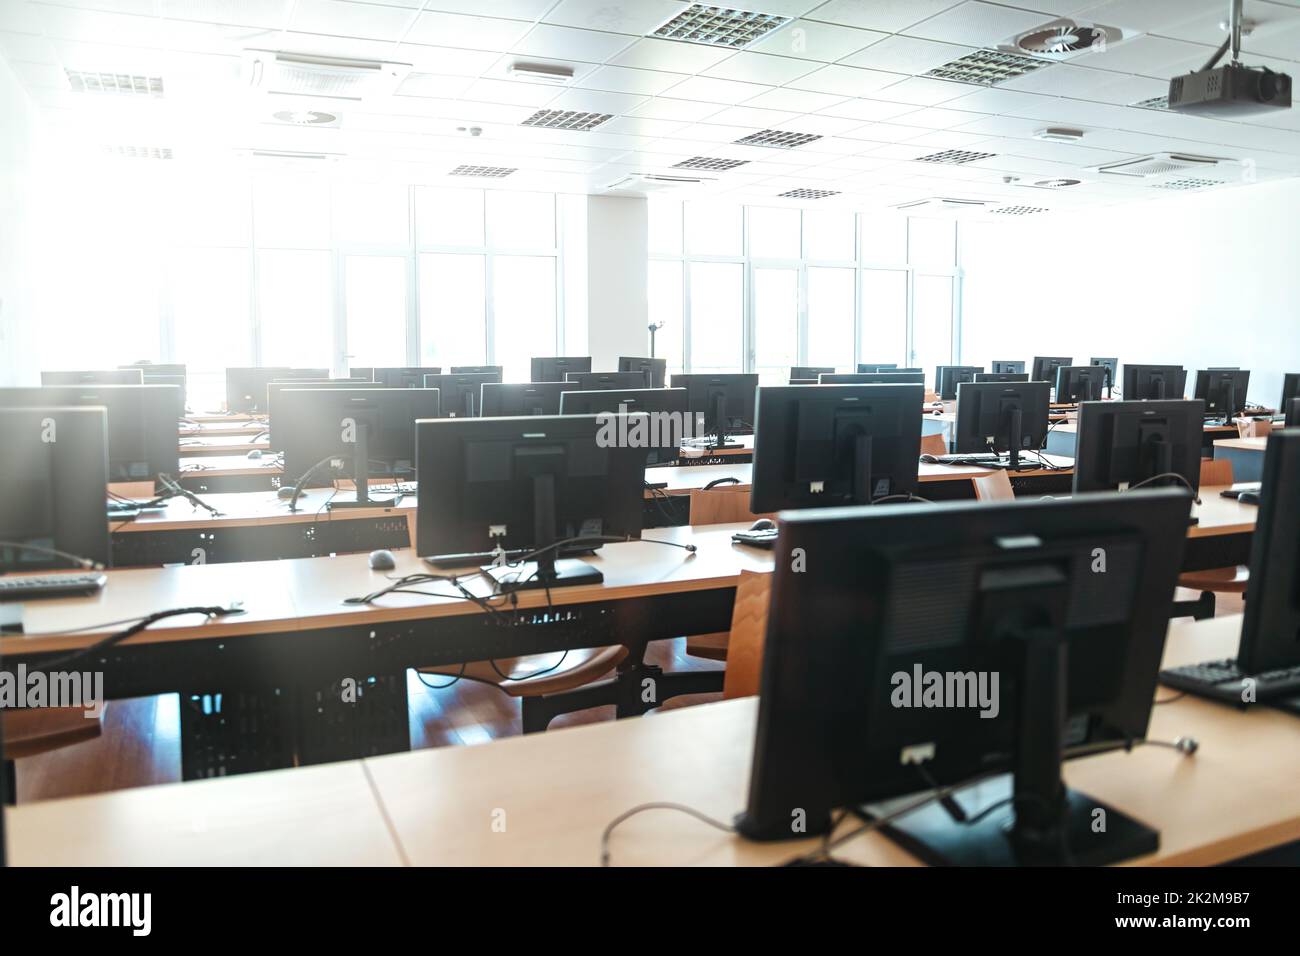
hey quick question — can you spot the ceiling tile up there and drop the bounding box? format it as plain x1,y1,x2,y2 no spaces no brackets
547,87,649,113
874,75,971,106
705,104,800,128
462,77,560,106
511,23,636,62
815,96,918,121
806,0,964,34
787,64,904,96
578,65,683,95
608,37,734,72
746,18,887,62
744,85,851,111
290,0,418,42
628,96,725,121
1081,34,1219,78
702,51,820,85
399,44,502,76
838,34,976,74
661,75,771,104
904,2,1057,47
405,10,534,50
541,0,684,35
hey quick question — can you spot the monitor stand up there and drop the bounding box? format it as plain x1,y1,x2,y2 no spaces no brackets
707,392,741,450
870,562,1159,866
482,472,604,593
327,428,397,511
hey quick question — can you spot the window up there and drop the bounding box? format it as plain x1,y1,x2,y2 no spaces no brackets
748,206,800,260
419,254,486,369
416,187,484,247
912,274,955,375
860,270,908,367
907,218,956,269
648,200,683,256
753,267,798,384
647,259,684,377
253,174,330,248
172,248,251,407
860,214,907,264
806,267,855,369
492,255,557,383
256,250,333,369
334,182,409,246
688,262,743,374
344,256,407,369
685,202,742,257
803,209,855,261
487,191,555,250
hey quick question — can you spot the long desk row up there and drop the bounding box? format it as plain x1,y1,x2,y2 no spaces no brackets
9,613,1299,867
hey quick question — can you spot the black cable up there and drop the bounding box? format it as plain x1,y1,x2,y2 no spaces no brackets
1127,472,1201,505
286,455,344,512
24,605,246,672
0,540,103,571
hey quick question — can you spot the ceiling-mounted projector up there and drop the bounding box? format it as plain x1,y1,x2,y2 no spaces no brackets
1168,62,1291,116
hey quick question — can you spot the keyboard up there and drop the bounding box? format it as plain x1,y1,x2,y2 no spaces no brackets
928,453,1008,467
1159,657,1300,704
0,573,108,601
732,528,778,549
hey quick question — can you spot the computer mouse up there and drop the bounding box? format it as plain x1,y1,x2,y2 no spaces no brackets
368,549,397,571
1238,491,1261,506
749,518,777,531
246,449,263,459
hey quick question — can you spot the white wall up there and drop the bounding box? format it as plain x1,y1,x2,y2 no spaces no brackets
960,179,1300,409
585,195,649,368
0,56,39,386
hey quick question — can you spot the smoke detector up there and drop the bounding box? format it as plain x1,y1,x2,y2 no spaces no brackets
1004,18,1131,61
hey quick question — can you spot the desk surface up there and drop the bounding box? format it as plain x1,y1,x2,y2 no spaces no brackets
178,435,269,456
110,488,413,534
179,454,284,478
1214,436,1267,453
1054,421,1239,436
9,614,1299,867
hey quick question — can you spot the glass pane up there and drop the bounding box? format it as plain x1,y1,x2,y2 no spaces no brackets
748,206,800,260
345,256,407,368
172,247,251,410
860,214,907,264
688,261,742,373
908,217,956,269
256,249,333,369
418,253,486,369
753,267,797,385
647,259,683,378
487,191,554,250
415,186,484,247
912,274,954,379
860,270,908,367
169,174,250,245
253,173,331,248
803,209,855,261
333,182,409,246
648,199,682,256
492,255,556,383
684,202,742,257
806,267,855,370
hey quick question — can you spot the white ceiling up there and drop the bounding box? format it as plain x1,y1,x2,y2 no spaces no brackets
3,0,1300,216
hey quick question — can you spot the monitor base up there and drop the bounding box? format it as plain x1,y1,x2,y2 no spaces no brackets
483,558,604,592
328,496,398,510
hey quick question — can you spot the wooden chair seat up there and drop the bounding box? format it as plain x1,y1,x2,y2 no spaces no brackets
971,469,1015,501
1178,566,1249,594
3,706,104,760
684,631,729,661
418,645,629,698
920,432,947,457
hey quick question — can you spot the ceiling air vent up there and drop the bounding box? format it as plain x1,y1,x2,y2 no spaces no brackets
778,188,840,200
1132,95,1169,110
733,129,822,148
991,205,1049,215
450,165,516,178
104,145,172,159
650,4,790,49
673,155,749,171
243,51,410,101
915,149,996,165
1005,18,1129,61
67,70,163,96
1094,152,1227,178
1151,178,1228,191
244,149,343,162
606,173,716,194
892,197,993,213
521,109,613,131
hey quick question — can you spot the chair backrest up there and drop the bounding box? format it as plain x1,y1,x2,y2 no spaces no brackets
1199,457,1234,488
920,432,947,457
970,469,1015,502
722,570,772,700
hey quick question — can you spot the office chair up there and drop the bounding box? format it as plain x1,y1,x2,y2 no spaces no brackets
3,707,105,804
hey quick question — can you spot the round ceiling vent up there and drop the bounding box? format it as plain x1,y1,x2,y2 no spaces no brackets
272,110,337,126
1034,178,1082,188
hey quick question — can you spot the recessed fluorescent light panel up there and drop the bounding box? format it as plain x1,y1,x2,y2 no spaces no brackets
733,129,822,149
1151,178,1227,190
1132,95,1170,110
520,109,613,130
507,62,575,83
991,205,1048,215
778,188,840,200
924,49,1048,85
915,149,997,165
67,70,163,96
450,165,516,178
104,145,173,159
673,156,749,170
651,4,790,49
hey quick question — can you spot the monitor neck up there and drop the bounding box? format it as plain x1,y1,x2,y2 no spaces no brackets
532,471,559,581
1002,405,1025,470
852,433,874,505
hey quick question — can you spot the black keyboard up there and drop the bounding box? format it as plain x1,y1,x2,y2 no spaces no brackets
0,573,108,601
1159,657,1300,704
929,453,1008,467
732,528,778,549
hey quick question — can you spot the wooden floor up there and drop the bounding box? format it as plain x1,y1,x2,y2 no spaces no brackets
11,590,1245,804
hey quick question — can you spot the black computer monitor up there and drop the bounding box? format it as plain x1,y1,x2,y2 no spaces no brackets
0,384,179,483
952,381,1051,470
1287,398,1300,428
1193,368,1250,421
790,366,834,382
1054,366,1107,403
421,372,497,418
618,356,666,388
560,387,690,466
975,372,1029,384
415,414,647,589
0,406,111,572
1072,399,1204,494
531,356,591,383
347,367,375,381
279,387,439,507
481,382,567,417
267,380,376,452
122,363,187,411
1030,356,1072,383
936,365,981,400
821,372,926,386
225,367,328,413
368,367,443,389
1122,364,1185,401
751,384,922,511
670,373,757,447
1280,373,1299,415
451,365,503,378
42,369,142,386
564,371,648,391
857,363,898,373
991,360,1025,375
1089,357,1118,394
735,488,1192,866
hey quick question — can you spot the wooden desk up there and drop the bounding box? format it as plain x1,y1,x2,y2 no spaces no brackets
177,454,284,494
12,615,1297,867
188,412,267,425
1214,436,1267,483
178,435,269,457
179,422,266,439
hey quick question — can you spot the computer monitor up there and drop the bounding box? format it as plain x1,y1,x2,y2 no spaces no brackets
669,373,757,447
267,380,376,452
481,382,566,417
1287,398,1300,428
991,360,1025,375
618,356,667,388
0,384,179,483
564,371,649,391
369,367,443,389
559,387,691,466
1053,366,1107,404
1030,356,1072,383
857,363,898,373
421,372,498,418
1122,365,1185,401
821,372,926,386
0,406,111,572
279,387,440,507
975,372,1029,384
952,381,1051,470
1193,368,1250,421
790,366,835,382
1280,373,1299,415
531,356,591,383
415,414,647,589
451,365,503,378
1072,399,1205,494
347,367,375,381
750,384,922,512
121,363,187,411
734,488,1192,866
225,367,328,413
936,365,982,401
1089,357,1118,395
42,369,142,387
